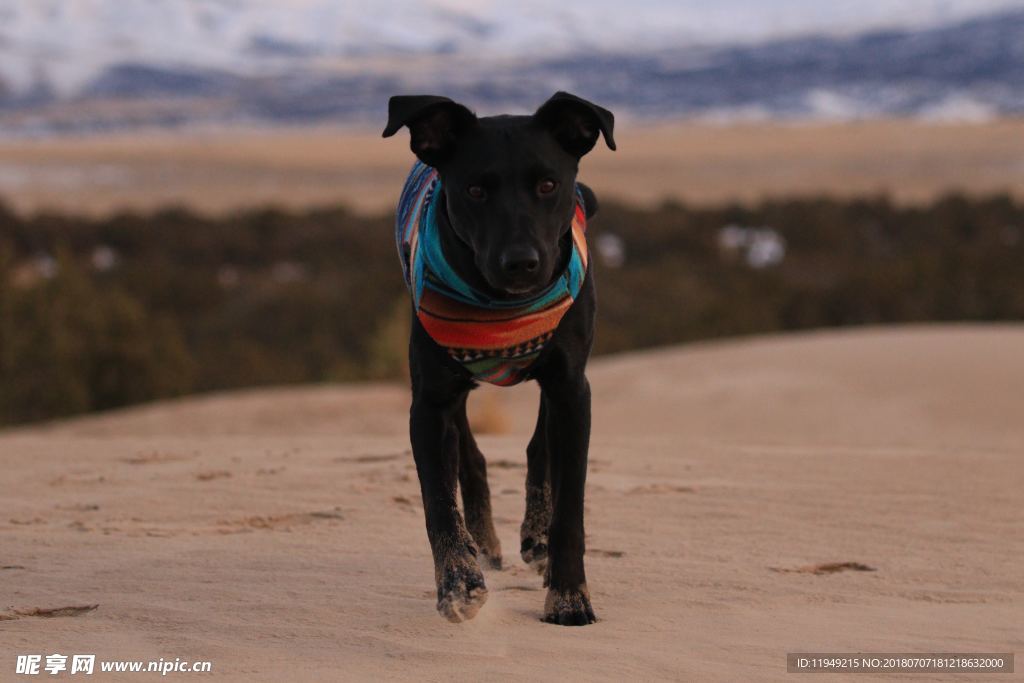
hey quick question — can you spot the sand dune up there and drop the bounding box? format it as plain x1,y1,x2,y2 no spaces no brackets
1,325,1021,680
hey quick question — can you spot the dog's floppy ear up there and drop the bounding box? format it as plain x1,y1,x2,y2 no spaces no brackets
382,95,477,167
534,91,616,158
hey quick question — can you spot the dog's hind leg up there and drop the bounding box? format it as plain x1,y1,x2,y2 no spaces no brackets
456,395,503,569
520,396,552,574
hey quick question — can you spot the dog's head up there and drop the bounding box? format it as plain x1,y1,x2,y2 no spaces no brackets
383,92,615,296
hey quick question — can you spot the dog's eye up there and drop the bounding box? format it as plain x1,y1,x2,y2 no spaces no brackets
466,185,486,200
537,179,558,195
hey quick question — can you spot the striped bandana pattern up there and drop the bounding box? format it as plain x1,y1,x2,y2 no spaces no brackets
395,161,589,386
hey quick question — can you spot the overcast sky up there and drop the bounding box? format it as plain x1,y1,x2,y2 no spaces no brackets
2,0,1022,95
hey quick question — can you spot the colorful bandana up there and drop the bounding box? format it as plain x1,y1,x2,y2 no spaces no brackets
395,161,589,386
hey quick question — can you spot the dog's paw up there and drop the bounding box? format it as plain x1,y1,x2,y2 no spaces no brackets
520,535,548,575
543,585,596,626
520,482,551,574
435,549,488,623
467,522,503,570
479,546,503,571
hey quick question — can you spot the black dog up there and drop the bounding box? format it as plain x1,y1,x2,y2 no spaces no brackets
383,92,614,626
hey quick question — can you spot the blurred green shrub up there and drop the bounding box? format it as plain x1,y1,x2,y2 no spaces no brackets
1,192,1022,426
0,247,194,423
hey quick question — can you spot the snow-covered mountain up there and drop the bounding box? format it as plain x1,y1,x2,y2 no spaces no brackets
1,0,1023,132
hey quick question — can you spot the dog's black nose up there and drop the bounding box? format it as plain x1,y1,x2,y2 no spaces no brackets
500,246,540,275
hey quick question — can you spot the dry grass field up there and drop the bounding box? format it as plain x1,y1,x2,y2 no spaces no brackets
2,119,1024,216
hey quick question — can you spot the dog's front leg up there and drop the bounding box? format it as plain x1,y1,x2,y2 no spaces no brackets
538,373,596,625
410,388,488,622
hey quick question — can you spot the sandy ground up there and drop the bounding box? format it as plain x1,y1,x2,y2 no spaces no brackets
1,325,1022,681
2,120,1024,216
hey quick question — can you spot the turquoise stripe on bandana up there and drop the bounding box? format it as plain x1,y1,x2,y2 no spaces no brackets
420,187,481,305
